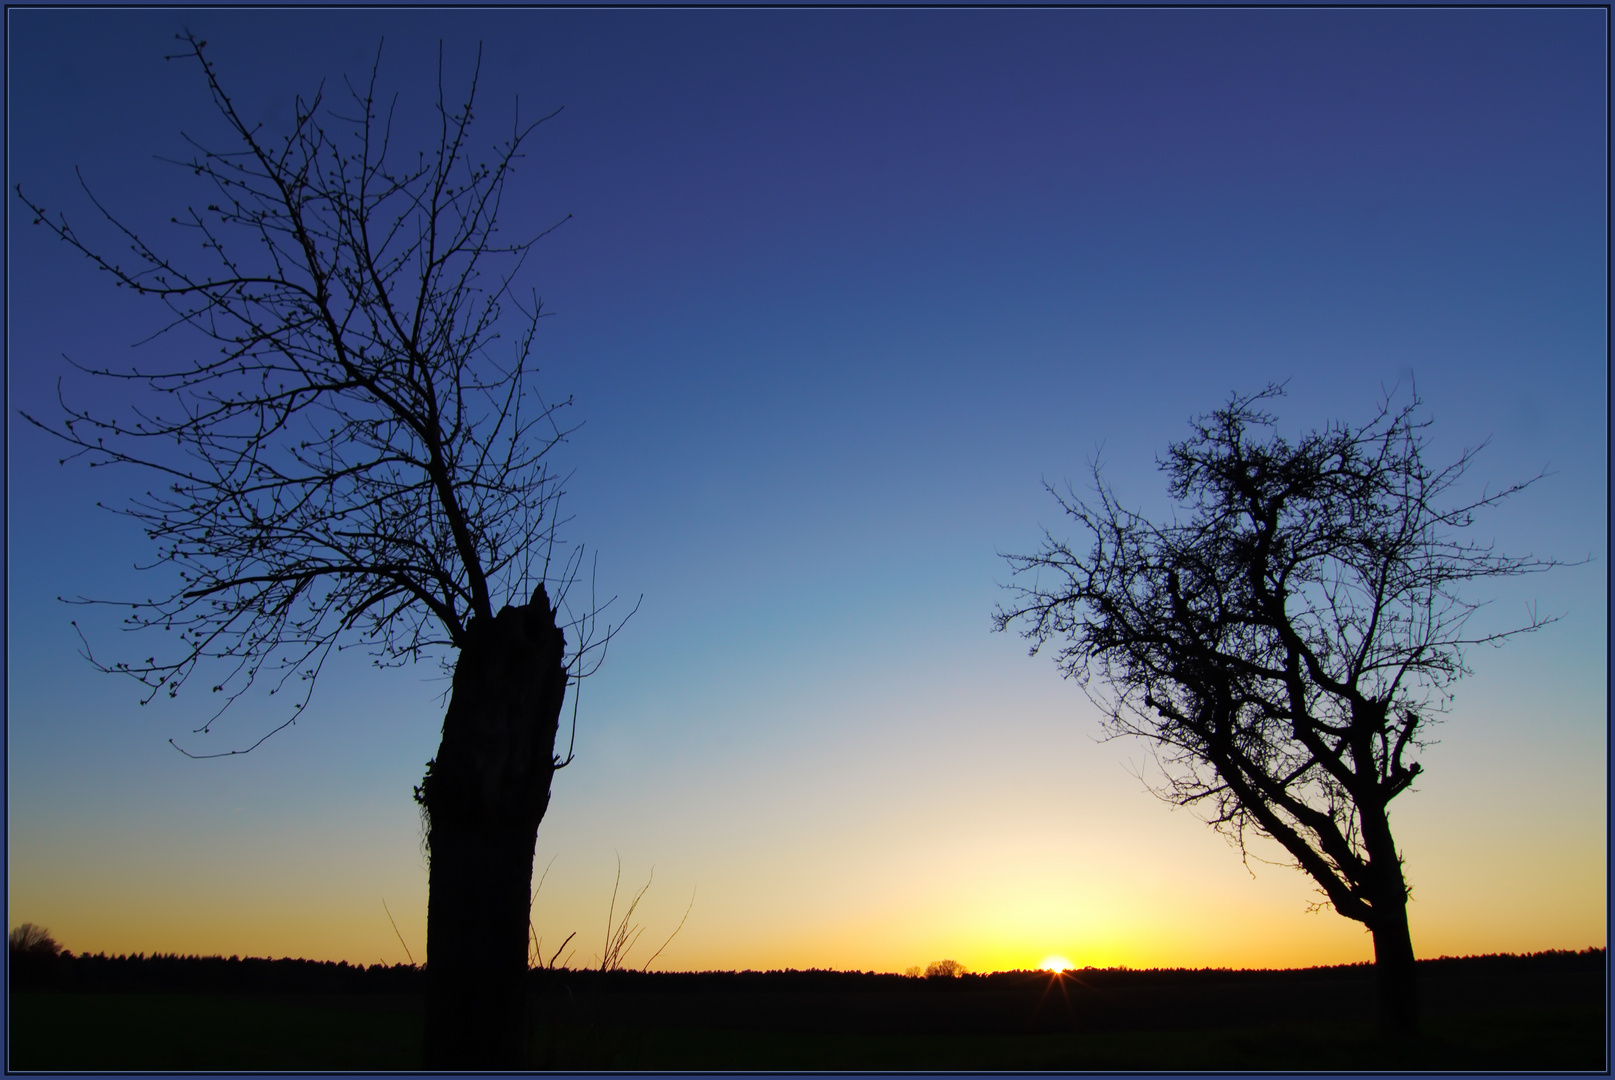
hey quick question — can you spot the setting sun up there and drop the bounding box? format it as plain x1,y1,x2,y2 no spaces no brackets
1039,955,1074,972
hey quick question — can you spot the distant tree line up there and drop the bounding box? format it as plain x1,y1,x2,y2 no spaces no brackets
12,945,1601,995
9,949,421,994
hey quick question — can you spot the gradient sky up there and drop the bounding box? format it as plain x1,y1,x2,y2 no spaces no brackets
7,8,1606,975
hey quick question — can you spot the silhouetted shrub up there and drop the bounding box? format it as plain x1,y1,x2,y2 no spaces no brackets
9,924,63,990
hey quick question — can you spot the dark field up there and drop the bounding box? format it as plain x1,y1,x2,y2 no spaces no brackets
8,949,1606,1071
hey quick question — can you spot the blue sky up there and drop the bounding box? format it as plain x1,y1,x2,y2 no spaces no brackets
7,8,1606,972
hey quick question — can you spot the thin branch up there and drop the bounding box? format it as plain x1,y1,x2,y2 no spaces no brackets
382,898,416,967
16,31,618,756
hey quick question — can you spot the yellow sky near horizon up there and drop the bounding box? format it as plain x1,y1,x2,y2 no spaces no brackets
11,689,1604,974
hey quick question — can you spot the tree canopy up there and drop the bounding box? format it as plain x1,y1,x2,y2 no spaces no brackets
995,385,1562,1032
18,33,625,756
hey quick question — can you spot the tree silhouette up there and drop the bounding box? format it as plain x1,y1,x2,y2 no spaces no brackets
994,386,1562,1036
9,923,64,990
17,33,631,1068
9,924,61,957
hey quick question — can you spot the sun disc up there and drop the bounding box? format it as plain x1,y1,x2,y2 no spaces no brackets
1039,954,1073,972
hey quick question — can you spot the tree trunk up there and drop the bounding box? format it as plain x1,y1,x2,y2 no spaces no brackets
416,586,568,1070
1369,887,1420,1037
1357,793,1419,1039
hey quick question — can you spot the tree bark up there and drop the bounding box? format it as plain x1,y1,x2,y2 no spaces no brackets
1370,901,1419,1037
1358,795,1419,1038
417,586,568,1069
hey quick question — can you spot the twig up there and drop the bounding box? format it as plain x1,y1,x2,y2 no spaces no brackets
640,886,696,973
547,931,577,971
382,898,415,967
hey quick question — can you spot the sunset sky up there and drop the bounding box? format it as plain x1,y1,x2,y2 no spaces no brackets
7,8,1605,975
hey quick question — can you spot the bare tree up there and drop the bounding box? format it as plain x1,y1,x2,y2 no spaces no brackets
8,924,61,958
16,33,633,1068
9,923,64,990
994,386,1561,1036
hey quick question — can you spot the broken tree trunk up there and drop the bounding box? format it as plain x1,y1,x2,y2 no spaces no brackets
417,584,568,1069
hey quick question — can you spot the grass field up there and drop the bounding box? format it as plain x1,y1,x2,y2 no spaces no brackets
9,991,1605,1071
532,1008,1606,1071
